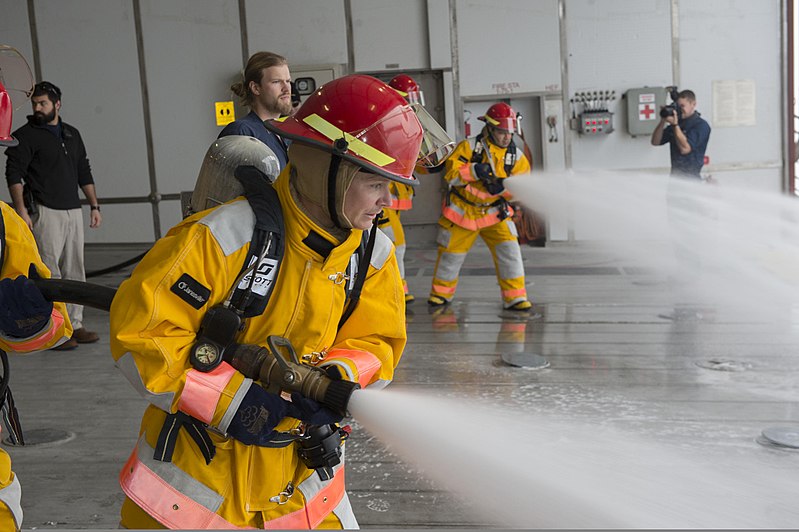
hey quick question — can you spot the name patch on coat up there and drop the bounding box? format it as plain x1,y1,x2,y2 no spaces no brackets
171,273,211,309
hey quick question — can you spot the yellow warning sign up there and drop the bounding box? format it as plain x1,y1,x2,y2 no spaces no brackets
215,101,235,126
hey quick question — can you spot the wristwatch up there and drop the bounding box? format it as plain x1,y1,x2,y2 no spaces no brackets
90,205,101,211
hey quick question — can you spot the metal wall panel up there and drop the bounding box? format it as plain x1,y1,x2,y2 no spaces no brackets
350,0,430,72
139,0,242,201
244,0,348,67
31,0,150,243
680,0,782,175
566,0,672,172
455,0,561,97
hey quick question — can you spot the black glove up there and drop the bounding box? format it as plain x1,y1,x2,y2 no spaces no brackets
226,383,295,446
288,392,344,426
473,163,505,195
0,276,53,338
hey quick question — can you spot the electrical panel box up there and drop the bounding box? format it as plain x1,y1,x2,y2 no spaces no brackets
625,87,667,137
579,111,613,135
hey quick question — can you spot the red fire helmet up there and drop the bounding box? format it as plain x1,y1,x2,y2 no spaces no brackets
478,102,519,134
388,74,424,106
0,80,16,147
266,74,425,185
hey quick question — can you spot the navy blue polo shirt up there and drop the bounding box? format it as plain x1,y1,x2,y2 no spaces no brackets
659,111,711,178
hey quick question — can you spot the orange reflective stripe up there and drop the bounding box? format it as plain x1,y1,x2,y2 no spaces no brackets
120,444,253,530
502,288,527,298
177,362,237,424
391,198,413,210
5,309,65,352
326,349,382,388
432,284,456,295
464,184,495,201
265,468,345,530
458,164,476,183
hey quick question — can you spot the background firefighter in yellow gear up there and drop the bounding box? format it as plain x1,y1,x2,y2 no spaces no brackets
0,69,73,531
109,74,450,529
379,74,453,305
428,102,533,311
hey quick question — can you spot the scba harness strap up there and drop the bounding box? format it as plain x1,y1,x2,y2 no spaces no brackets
470,132,517,175
155,165,375,463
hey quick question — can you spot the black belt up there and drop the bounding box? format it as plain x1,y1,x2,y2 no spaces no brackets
154,411,304,465
155,412,215,464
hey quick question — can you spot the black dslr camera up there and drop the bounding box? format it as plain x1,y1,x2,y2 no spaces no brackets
659,86,681,119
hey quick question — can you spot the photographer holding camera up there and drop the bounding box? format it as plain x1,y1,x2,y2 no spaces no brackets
650,88,711,179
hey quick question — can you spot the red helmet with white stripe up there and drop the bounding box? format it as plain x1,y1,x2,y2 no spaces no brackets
388,74,424,106
478,102,519,134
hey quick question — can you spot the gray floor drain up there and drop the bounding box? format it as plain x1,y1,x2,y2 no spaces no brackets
695,359,752,371
3,428,76,447
500,353,550,369
758,426,799,450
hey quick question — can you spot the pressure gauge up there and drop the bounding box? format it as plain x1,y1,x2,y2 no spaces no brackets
190,341,222,372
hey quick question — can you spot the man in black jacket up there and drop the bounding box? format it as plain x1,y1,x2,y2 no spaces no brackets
4,81,102,349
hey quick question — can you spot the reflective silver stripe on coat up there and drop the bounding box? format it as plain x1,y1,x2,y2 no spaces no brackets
216,378,252,434
0,474,22,530
370,231,393,270
394,243,406,279
137,435,224,513
198,199,256,256
494,239,525,280
296,447,358,528
116,352,175,412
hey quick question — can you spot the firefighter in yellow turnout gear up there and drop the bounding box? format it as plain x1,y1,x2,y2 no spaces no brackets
0,74,73,531
110,75,450,529
428,102,533,311
379,74,452,304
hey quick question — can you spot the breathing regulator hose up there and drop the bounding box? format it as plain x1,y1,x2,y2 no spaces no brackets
29,279,357,415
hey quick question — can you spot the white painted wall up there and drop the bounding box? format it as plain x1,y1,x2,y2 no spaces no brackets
0,0,787,244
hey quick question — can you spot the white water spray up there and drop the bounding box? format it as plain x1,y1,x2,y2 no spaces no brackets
349,387,799,529
346,170,799,528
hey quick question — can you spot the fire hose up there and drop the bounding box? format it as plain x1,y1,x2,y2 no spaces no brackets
30,277,357,477
30,278,357,413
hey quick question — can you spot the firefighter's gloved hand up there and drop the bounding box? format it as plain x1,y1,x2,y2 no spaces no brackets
227,383,293,446
0,276,53,338
288,392,344,426
473,163,505,195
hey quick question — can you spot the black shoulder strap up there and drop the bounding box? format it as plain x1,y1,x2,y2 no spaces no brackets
470,133,516,175
338,220,377,330
0,207,6,268
228,166,285,318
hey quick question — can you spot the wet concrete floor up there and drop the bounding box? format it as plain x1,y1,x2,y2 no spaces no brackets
5,240,799,529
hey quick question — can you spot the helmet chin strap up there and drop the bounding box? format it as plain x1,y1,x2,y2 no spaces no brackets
327,138,349,229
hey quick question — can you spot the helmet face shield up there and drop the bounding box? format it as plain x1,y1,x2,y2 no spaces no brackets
410,102,455,168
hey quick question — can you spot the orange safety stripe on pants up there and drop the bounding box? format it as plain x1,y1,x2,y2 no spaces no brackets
264,468,346,529
177,362,237,424
120,442,253,530
3,309,65,352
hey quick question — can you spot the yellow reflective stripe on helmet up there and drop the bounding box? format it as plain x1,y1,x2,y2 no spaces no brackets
392,88,409,98
484,115,500,126
303,113,396,167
